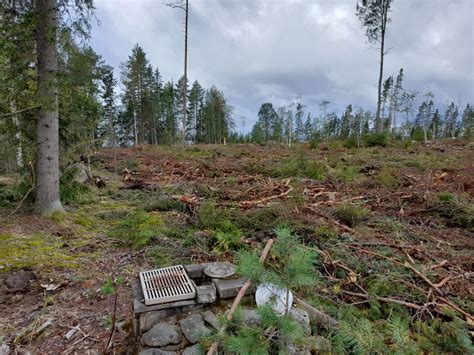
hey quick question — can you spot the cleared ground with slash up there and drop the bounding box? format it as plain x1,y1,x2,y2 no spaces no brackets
0,140,473,353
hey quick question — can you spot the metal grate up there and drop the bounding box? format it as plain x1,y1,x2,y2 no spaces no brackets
139,265,196,305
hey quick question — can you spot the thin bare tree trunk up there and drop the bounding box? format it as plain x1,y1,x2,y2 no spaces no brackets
34,0,64,214
182,0,188,144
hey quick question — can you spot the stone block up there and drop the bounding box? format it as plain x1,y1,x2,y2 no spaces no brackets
184,264,204,279
212,277,254,298
196,284,216,304
142,323,182,347
201,310,219,330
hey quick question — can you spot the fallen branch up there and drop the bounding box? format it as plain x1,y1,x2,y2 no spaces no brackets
304,205,355,234
239,187,293,208
294,297,339,328
207,238,274,355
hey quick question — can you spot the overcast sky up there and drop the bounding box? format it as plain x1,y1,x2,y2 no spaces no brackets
90,0,474,132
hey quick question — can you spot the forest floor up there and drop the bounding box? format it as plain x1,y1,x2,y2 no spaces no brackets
0,140,473,354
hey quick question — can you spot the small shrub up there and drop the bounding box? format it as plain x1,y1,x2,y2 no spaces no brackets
343,137,359,149
0,177,31,208
435,199,474,231
60,167,90,204
363,133,388,147
211,229,244,253
274,155,327,180
374,166,399,187
436,192,457,203
334,165,361,183
107,210,163,247
333,203,369,227
196,201,236,232
314,226,339,240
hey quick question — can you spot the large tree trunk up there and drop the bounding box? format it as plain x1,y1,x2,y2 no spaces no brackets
34,0,64,214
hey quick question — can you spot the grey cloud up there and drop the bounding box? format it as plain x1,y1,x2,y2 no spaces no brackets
91,0,474,129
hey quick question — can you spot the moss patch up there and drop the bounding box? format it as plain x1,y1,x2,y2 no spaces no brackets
0,233,77,272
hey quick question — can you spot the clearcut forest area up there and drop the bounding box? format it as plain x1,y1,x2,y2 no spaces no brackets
1,142,473,353
1,0,474,354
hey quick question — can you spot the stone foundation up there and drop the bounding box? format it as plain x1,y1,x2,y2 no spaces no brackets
133,263,254,354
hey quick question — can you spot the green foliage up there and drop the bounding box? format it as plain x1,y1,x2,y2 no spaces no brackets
334,165,361,183
144,197,187,212
196,201,235,231
436,192,457,203
374,166,399,187
224,327,268,355
212,229,244,253
415,318,474,353
100,276,124,295
107,210,163,247
274,155,327,180
314,226,340,241
388,316,419,354
434,196,474,231
237,227,318,291
59,166,90,204
363,133,388,147
0,176,31,208
147,246,173,267
333,203,369,227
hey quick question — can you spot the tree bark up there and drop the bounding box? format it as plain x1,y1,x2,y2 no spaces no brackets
375,27,385,133
34,0,64,214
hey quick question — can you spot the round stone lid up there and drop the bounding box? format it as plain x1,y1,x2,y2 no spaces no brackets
203,261,236,279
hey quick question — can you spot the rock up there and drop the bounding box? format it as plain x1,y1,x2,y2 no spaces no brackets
140,310,174,332
202,310,219,330
241,308,261,327
142,323,181,347
182,344,205,355
196,284,216,304
5,270,35,293
66,162,92,183
139,349,177,355
212,277,253,298
184,264,204,278
203,262,236,279
289,307,311,335
179,314,209,344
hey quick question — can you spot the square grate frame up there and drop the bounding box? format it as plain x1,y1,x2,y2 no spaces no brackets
139,265,196,306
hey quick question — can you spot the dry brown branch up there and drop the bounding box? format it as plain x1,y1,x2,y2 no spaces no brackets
304,205,355,234
239,187,293,208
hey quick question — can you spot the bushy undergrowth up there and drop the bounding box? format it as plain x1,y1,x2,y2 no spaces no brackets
59,166,90,204
432,193,474,231
333,203,369,227
107,210,163,247
0,176,31,208
363,133,388,147
273,154,327,180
